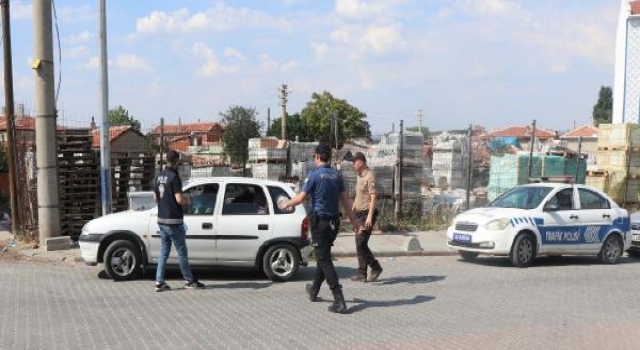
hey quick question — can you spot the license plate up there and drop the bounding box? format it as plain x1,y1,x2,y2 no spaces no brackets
453,233,472,243
633,234,640,241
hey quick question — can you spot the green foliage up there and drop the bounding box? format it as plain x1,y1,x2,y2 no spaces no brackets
267,113,312,141
406,126,430,140
109,105,141,130
299,91,370,146
220,106,262,169
592,86,613,126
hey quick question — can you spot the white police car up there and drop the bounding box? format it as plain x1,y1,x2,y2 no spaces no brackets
627,211,640,257
447,183,631,267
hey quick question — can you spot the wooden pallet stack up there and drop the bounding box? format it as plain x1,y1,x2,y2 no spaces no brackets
58,129,100,239
111,152,155,212
589,123,640,205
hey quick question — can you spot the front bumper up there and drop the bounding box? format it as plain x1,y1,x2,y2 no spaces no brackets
446,226,512,255
79,241,99,265
628,231,640,251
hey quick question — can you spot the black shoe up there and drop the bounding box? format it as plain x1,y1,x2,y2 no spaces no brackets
185,280,205,289
328,286,348,314
155,282,170,292
368,267,383,282
349,275,367,282
306,283,319,302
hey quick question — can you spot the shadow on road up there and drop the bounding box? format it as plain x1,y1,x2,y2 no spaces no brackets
376,275,446,285
459,255,640,268
347,295,435,313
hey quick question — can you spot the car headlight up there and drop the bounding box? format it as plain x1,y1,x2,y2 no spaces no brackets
485,218,510,231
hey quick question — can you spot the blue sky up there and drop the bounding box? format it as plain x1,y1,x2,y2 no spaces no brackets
4,0,621,135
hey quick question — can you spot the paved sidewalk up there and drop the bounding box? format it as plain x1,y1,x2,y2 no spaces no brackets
0,226,455,264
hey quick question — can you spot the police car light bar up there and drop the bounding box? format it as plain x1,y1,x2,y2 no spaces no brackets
528,176,575,184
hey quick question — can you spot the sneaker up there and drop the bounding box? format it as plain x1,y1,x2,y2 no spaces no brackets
349,275,367,282
155,282,170,292
368,267,383,282
185,280,205,289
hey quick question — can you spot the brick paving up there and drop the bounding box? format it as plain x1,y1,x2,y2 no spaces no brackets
1,255,639,349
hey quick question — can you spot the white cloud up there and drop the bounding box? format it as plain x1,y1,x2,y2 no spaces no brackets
83,56,100,70
67,46,89,59
282,0,308,6
66,31,94,44
223,48,246,61
135,4,291,36
360,75,373,90
361,24,405,54
331,29,351,44
310,41,330,60
12,1,32,20
115,54,153,72
335,0,384,21
281,61,299,72
259,54,279,73
463,0,523,17
192,42,237,77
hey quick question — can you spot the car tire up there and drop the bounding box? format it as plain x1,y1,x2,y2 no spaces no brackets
263,244,300,282
510,233,535,268
103,240,142,281
459,251,479,261
599,234,623,264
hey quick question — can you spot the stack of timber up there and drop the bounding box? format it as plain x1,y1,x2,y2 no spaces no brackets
111,151,155,212
58,129,100,239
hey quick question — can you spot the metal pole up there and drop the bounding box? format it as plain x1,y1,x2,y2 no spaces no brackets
159,117,164,172
99,0,111,215
527,119,536,181
266,108,270,136
466,124,473,210
33,0,61,243
1,0,19,234
575,136,582,182
280,84,287,141
398,120,404,219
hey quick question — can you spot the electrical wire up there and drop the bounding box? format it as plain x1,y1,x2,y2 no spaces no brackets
52,0,62,107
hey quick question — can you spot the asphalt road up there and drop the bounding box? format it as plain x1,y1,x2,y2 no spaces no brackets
1,254,639,349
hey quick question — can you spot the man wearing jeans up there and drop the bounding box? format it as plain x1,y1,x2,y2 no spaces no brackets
153,150,204,292
349,152,383,282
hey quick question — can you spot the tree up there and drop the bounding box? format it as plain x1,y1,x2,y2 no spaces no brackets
220,106,262,173
299,91,370,147
109,105,141,130
592,86,613,126
406,126,430,140
266,113,312,141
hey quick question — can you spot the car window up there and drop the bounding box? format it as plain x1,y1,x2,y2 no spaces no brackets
546,188,575,211
184,184,219,216
489,186,552,209
578,188,610,210
268,186,294,215
222,184,270,215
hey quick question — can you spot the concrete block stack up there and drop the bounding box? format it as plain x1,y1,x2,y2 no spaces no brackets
248,137,287,180
588,123,640,204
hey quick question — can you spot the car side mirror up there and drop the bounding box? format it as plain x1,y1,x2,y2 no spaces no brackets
544,203,560,212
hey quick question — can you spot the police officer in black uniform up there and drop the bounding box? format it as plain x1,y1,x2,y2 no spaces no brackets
281,144,359,314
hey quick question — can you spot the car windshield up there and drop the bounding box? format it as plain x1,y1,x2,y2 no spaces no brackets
488,186,553,209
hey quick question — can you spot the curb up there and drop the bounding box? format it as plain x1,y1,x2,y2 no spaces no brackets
332,250,458,258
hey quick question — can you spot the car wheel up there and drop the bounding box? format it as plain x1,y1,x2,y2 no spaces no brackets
459,251,479,261
600,234,623,264
263,244,300,282
510,234,535,268
103,240,142,281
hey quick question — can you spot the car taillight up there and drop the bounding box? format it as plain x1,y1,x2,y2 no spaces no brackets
301,217,309,241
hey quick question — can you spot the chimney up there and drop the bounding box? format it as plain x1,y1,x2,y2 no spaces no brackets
178,116,181,131
90,116,97,130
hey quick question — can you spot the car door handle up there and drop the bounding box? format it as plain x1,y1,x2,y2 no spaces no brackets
258,224,269,231
202,223,213,230
569,215,578,220
603,214,611,219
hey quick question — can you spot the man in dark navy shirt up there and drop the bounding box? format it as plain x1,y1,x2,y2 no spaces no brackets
281,144,359,314
153,150,204,292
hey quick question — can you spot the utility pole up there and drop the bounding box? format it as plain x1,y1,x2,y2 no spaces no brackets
279,84,288,140
575,136,582,182
33,0,61,245
1,0,19,234
395,120,404,220
99,0,111,215
266,107,270,136
466,124,473,210
417,109,423,134
527,119,537,180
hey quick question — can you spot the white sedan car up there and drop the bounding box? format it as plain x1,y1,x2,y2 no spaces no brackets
447,183,631,267
79,177,312,282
